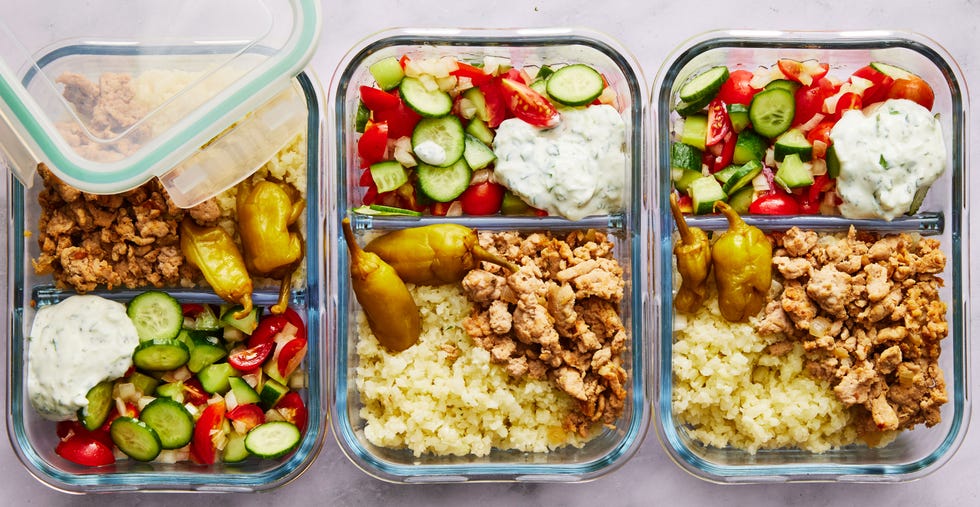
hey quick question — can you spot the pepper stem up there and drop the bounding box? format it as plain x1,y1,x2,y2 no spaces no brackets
341,217,362,255
472,245,520,273
670,192,696,245
714,200,743,228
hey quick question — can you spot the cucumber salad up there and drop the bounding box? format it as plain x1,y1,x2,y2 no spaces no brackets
43,291,309,467
670,59,944,219
352,54,627,219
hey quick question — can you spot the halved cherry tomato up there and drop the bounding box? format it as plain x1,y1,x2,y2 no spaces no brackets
282,307,306,341
777,59,829,86
886,76,935,110
805,120,836,147
749,190,801,215
478,79,509,128
459,181,505,215
276,337,308,379
850,65,894,105
275,392,308,435
793,77,838,126
192,401,226,465
181,303,205,318
675,193,694,214
717,69,758,106
358,167,374,187
708,132,736,172
359,86,399,111
56,433,115,467
100,402,139,433
705,98,731,147
228,341,275,372
830,92,862,121
450,62,491,87
499,77,560,128
372,96,421,139
182,378,210,406
58,420,113,448
796,174,834,215
248,314,288,348
361,184,378,206
357,121,388,167
226,403,265,432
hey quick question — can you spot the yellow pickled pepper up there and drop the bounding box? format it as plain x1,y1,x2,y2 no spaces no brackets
342,218,420,352
179,218,254,318
711,201,773,322
363,223,518,285
669,193,711,313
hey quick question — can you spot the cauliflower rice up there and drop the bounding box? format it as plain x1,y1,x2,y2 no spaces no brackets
355,284,587,457
672,279,859,454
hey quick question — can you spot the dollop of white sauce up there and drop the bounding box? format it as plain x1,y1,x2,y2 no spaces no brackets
28,295,140,421
830,98,946,220
492,105,627,220
413,140,447,166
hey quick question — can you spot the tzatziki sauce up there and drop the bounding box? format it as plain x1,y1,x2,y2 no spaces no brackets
492,105,627,220
28,295,140,421
830,98,945,220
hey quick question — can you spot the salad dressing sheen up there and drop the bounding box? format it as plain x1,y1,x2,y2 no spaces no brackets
27,295,140,421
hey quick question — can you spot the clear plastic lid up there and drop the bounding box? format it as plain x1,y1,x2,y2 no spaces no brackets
0,0,319,207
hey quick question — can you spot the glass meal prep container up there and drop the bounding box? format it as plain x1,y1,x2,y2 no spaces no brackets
327,28,650,482
1,0,327,493
651,30,970,483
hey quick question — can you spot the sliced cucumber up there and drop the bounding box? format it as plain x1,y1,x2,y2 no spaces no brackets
110,417,162,462
186,333,228,373
79,381,114,431
411,115,465,167
679,66,729,104
462,133,496,170
674,169,704,194
416,158,472,203
229,376,261,405
187,304,221,332
139,398,194,449
749,88,795,138
127,290,182,342
826,144,841,178
198,362,239,394
259,379,290,410
369,160,408,194
366,204,423,216
680,114,708,151
462,87,489,123
399,77,452,117
726,103,750,133
775,153,814,189
546,64,605,106
465,117,494,145
712,164,741,185
689,176,727,215
133,339,190,371
774,128,813,161
870,61,914,80
721,160,764,195
354,101,369,134
220,305,259,335
369,56,404,91
728,186,756,215
127,372,159,397
763,79,801,94
244,421,301,459
670,141,703,172
732,129,767,165
500,190,533,215
675,95,712,116
223,432,250,463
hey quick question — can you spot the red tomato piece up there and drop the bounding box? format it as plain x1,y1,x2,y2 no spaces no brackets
192,401,226,465
777,59,829,86
398,55,410,69
281,307,306,341
430,201,452,216
459,181,505,215
675,193,694,214
805,120,836,147
450,62,491,86
181,303,205,318
226,403,265,432
886,76,935,110
796,174,834,215
499,78,559,128
358,167,373,187
182,378,210,406
793,77,838,126
830,92,862,121
56,434,115,467
717,69,758,106
277,337,308,379
100,402,139,433
359,86,399,111
275,392,308,435
248,314,288,348
709,132,736,172
357,121,388,166
705,98,731,147
361,184,378,206
58,420,113,448
749,191,801,215
228,341,275,372
373,97,421,139
850,65,894,105
478,79,509,128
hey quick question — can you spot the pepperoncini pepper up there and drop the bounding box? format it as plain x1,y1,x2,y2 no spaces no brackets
364,223,519,285
670,192,711,313
711,201,773,322
180,218,253,319
342,217,420,352
237,180,306,314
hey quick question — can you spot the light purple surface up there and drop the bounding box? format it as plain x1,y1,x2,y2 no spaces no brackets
1,0,977,504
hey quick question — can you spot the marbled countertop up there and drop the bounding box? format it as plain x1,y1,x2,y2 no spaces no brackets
1,1,977,505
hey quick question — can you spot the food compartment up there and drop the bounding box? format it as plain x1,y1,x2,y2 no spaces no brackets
328,29,648,482
4,67,326,493
652,31,969,482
